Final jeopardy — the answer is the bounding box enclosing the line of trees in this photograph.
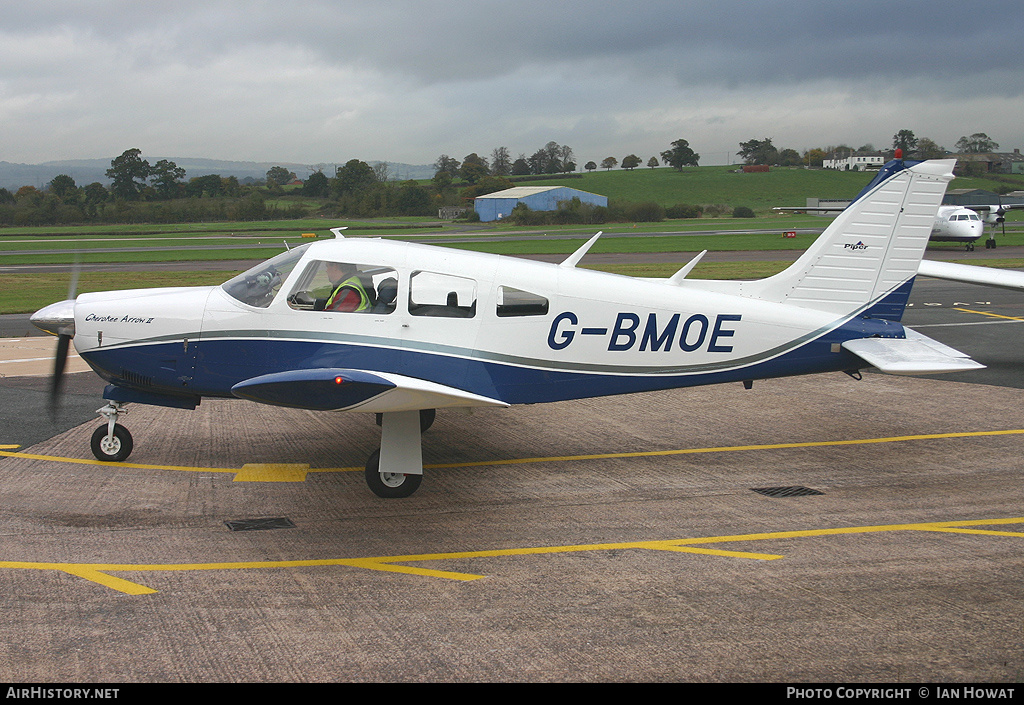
[432,141,577,184]
[737,130,1003,169]
[0,148,310,226]
[0,149,449,225]
[4,128,1010,227]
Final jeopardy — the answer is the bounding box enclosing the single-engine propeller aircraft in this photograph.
[32,158,984,498]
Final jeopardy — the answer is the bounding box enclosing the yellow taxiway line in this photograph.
[1,517,1021,595]
[3,428,1024,480]
[953,307,1024,321]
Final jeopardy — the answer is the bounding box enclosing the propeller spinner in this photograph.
[30,298,77,417]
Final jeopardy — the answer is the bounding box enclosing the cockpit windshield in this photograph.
[221,244,311,307]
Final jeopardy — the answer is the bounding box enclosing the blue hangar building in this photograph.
[473,186,608,222]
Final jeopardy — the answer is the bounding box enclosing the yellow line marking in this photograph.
[3,428,1024,478]
[0,449,355,477]
[954,307,1024,321]
[2,517,1020,595]
[918,527,1024,538]
[233,464,311,482]
[423,428,1024,469]
[61,568,159,596]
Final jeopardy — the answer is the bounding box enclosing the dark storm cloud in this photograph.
[3,1,1023,164]
[14,1,1024,85]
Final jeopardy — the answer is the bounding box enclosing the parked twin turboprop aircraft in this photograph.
[775,157,1024,251]
[32,158,985,498]
[775,202,996,249]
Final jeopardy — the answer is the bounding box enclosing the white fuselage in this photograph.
[931,205,984,243]
[69,238,893,407]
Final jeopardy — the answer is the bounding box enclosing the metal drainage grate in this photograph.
[751,486,824,498]
[225,517,296,532]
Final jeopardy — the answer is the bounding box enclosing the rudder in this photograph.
[746,159,955,317]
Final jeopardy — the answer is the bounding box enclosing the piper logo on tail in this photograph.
[844,241,868,251]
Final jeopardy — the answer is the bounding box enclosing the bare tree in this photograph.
[490,147,512,176]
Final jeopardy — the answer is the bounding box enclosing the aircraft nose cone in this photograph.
[30,299,76,337]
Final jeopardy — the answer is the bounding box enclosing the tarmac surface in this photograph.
[1,270,1023,683]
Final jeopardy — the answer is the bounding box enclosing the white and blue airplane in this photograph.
[32,158,983,498]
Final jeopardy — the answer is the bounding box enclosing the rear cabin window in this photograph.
[286,260,399,314]
[496,286,549,317]
[409,271,477,318]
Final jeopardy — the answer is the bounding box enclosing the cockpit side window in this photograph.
[221,245,310,308]
[286,260,398,314]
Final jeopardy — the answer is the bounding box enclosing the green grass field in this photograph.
[0,271,239,315]
[8,255,1024,316]
[504,164,1024,211]
[3,164,1023,315]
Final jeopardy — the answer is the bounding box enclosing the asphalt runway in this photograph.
[1,275,1023,682]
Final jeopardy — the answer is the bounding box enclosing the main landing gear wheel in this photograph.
[90,423,133,461]
[364,449,422,498]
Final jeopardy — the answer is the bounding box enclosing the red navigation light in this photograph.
[334,376,345,385]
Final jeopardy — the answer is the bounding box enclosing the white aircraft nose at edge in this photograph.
[31,157,984,498]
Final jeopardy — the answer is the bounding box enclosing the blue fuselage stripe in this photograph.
[81,317,886,406]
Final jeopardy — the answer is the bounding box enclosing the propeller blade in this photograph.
[66,270,79,301]
[49,333,71,418]
[47,258,80,417]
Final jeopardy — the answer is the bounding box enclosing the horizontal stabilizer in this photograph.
[842,329,985,375]
[231,368,508,412]
[918,260,1024,291]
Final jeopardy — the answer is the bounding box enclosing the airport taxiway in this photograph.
[0,276,1022,682]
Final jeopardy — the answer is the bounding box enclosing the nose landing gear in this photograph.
[90,401,133,462]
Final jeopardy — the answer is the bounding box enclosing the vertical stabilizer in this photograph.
[743,159,955,316]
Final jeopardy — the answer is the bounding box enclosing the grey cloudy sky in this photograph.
[3,0,1023,169]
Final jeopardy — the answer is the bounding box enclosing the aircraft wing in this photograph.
[231,368,508,412]
[842,329,984,375]
[965,203,1024,213]
[917,260,1024,291]
[772,206,845,213]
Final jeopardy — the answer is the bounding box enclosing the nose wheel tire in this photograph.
[364,449,422,498]
[90,424,134,462]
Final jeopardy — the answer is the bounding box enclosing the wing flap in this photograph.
[231,368,508,412]
[842,330,985,375]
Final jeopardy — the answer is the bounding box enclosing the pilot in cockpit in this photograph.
[325,261,377,312]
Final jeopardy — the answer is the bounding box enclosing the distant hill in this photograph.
[0,158,435,191]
